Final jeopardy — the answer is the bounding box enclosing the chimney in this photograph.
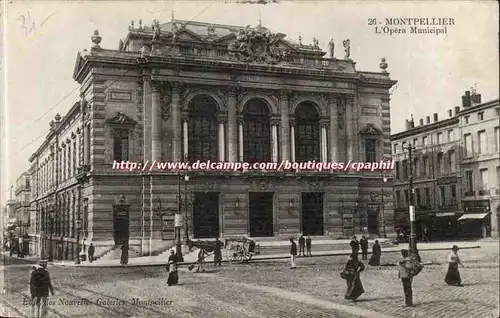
[433,113,438,122]
[454,106,460,116]
[426,116,431,124]
[448,109,453,117]
[405,119,411,130]
[419,118,424,126]
[471,93,481,104]
[462,90,471,108]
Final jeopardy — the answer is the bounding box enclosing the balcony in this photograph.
[464,190,475,197]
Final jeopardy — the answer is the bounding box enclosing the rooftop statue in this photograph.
[152,20,161,42]
[343,39,350,59]
[228,25,291,64]
[328,38,334,58]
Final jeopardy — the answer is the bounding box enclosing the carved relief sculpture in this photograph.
[161,95,171,120]
[228,25,292,64]
[337,98,346,130]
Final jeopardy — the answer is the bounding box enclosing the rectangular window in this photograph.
[73,140,77,175]
[464,133,473,157]
[478,112,484,121]
[113,128,129,162]
[495,127,499,152]
[393,143,398,154]
[496,108,500,117]
[448,150,456,172]
[437,152,443,175]
[395,161,400,179]
[439,186,446,206]
[424,187,430,206]
[479,168,488,190]
[466,170,473,192]
[395,190,401,208]
[404,189,409,206]
[422,156,428,177]
[437,132,443,144]
[68,144,72,178]
[413,157,419,177]
[402,160,408,179]
[447,129,454,142]
[422,136,428,146]
[415,188,421,207]
[450,184,457,204]
[365,139,377,162]
[464,116,470,124]
[85,124,91,165]
[413,138,418,148]
[478,130,486,154]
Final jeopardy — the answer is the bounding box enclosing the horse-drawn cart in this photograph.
[224,237,260,263]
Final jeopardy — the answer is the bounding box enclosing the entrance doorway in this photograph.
[301,192,324,236]
[367,205,379,234]
[249,192,274,237]
[193,192,219,239]
[113,205,130,246]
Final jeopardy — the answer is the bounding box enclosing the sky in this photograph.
[1,0,499,203]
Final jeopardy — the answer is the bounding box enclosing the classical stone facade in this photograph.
[66,19,396,255]
[391,90,500,239]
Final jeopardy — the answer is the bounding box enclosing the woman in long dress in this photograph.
[368,240,382,266]
[445,245,464,286]
[120,243,129,265]
[343,253,365,301]
[167,250,179,286]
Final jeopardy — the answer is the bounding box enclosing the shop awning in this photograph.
[458,213,489,221]
[435,212,456,217]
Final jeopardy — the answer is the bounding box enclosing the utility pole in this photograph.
[175,173,184,262]
[381,171,388,238]
[403,142,420,261]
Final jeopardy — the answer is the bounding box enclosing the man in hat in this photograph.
[30,260,55,317]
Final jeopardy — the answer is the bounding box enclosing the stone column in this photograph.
[320,118,329,162]
[171,83,182,162]
[352,93,360,161]
[271,117,279,163]
[227,88,238,162]
[329,94,339,162]
[290,119,296,162]
[151,83,163,161]
[142,75,152,162]
[218,116,226,162]
[238,117,244,162]
[346,95,355,162]
[182,114,188,161]
[279,90,290,161]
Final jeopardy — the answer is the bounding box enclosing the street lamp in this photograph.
[403,142,420,261]
[370,173,391,238]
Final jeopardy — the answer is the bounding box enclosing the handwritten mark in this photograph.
[40,12,55,28]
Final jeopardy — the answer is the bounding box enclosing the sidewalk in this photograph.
[4,241,482,268]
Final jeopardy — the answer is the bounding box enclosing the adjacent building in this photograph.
[391,90,500,239]
[29,18,396,258]
[14,172,31,236]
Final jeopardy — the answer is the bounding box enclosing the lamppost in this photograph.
[403,142,420,261]
[370,172,391,238]
[176,172,190,262]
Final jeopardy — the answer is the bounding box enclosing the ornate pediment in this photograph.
[359,123,382,135]
[105,112,137,126]
[227,25,293,64]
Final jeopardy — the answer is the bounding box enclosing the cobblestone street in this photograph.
[1,243,498,317]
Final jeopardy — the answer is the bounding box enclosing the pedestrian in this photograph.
[423,228,429,243]
[349,236,360,257]
[167,250,179,286]
[298,235,305,257]
[30,260,55,318]
[120,243,129,265]
[341,253,365,301]
[306,236,312,256]
[196,248,209,272]
[213,238,223,267]
[445,245,464,286]
[289,238,297,268]
[368,240,381,266]
[88,243,95,263]
[398,249,423,307]
[359,236,368,261]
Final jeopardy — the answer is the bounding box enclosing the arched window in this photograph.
[188,96,218,162]
[294,102,320,162]
[243,99,271,163]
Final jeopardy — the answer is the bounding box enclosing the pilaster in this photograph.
[142,74,152,162]
[227,87,238,162]
[279,89,291,161]
[151,82,163,161]
[171,83,182,162]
